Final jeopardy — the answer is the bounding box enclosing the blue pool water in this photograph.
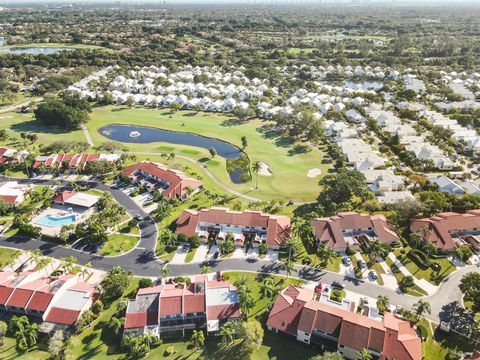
[35,214,76,227]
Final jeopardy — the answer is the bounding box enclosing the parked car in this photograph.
[332,281,345,289]
[182,244,189,251]
[342,256,352,265]
[369,270,378,280]
[358,259,366,268]
[213,251,220,259]
[135,214,144,221]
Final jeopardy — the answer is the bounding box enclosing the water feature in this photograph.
[99,124,247,183]
[0,47,75,55]
[35,214,76,227]
[99,124,241,159]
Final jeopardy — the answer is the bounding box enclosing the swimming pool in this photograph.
[35,214,76,227]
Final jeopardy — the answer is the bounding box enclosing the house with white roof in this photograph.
[429,176,464,196]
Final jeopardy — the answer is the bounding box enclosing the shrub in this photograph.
[416,324,428,340]
[138,278,153,289]
[173,276,186,283]
[345,245,356,256]
[188,235,200,248]
[91,300,104,316]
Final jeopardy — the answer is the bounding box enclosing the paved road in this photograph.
[2,176,479,324]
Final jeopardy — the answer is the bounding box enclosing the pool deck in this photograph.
[31,204,94,236]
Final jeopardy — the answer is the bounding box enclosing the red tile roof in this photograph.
[6,288,34,308]
[176,207,291,247]
[311,212,399,250]
[26,292,54,312]
[184,294,205,314]
[268,285,421,360]
[207,303,241,321]
[0,195,18,203]
[45,307,81,326]
[121,161,203,199]
[160,296,182,316]
[411,210,480,250]
[53,191,77,204]
[0,286,14,305]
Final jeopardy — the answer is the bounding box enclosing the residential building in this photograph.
[33,153,121,173]
[53,191,100,209]
[121,161,203,199]
[0,181,30,205]
[411,210,480,251]
[267,285,421,360]
[175,207,291,249]
[124,276,241,339]
[428,176,464,196]
[0,270,96,332]
[310,212,400,252]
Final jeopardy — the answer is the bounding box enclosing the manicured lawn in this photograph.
[118,221,140,236]
[0,337,50,360]
[86,106,331,201]
[0,111,84,145]
[395,249,456,286]
[99,233,139,256]
[85,189,104,197]
[385,257,428,297]
[420,319,476,360]
[300,254,341,273]
[184,247,196,263]
[361,253,385,285]
[0,247,21,268]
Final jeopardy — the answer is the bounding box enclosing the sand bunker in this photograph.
[258,162,272,176]
[307,168,322,178]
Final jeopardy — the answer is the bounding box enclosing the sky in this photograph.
[0,0,479,4]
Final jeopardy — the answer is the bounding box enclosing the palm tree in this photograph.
[251,161,261,190]
[260,278,275,298]
[413,300,431,321]
[357,348,373,360]
[160,267,171,283]
[219,323,233,346]
[376,295,390,315]
[108,316,124,335]
[316,246,336,267]
[234,276,248,289]
[201,265,210,275]
[282,259,297,279]
[190,329,205,349]
[27,249,42,267]
[79,267,92,281]
[237,286,255,318]
[60,256,77,274]
[366,240,387,263]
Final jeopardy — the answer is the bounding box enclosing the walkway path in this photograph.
[388,253,438,295]
[81,124,94,147]
[378,258,400,291]
[0,97,43,114]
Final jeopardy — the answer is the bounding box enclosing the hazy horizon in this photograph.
[0,0,479,5]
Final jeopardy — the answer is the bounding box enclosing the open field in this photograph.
[99,233,139,256]
[87,106,330,202]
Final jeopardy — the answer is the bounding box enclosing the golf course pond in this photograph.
[99,124,248,183]
[0,47,75,54]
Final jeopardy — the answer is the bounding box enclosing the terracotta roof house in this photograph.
[411,210,480,251]
[176,207,291,249]
[310,212,400,252]
[124,276,240,339]
[0,269,94,330]
[267,285,421,360]
[121,161,203,199]
[0,181,30,205]
[0,147,19,166]
[33,153,120,173]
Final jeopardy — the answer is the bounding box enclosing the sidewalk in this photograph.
[387,253,437,295]
[377,259,400,291]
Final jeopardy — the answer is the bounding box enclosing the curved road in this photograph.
[1,177,479,324]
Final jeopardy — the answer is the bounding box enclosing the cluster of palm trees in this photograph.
[219,321,239,347]
[235,276,255,318]
[8,315,38,351]
[190,329,205,349]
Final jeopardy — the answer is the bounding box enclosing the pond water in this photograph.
[0,47,75,55]
[99,124,247,183]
